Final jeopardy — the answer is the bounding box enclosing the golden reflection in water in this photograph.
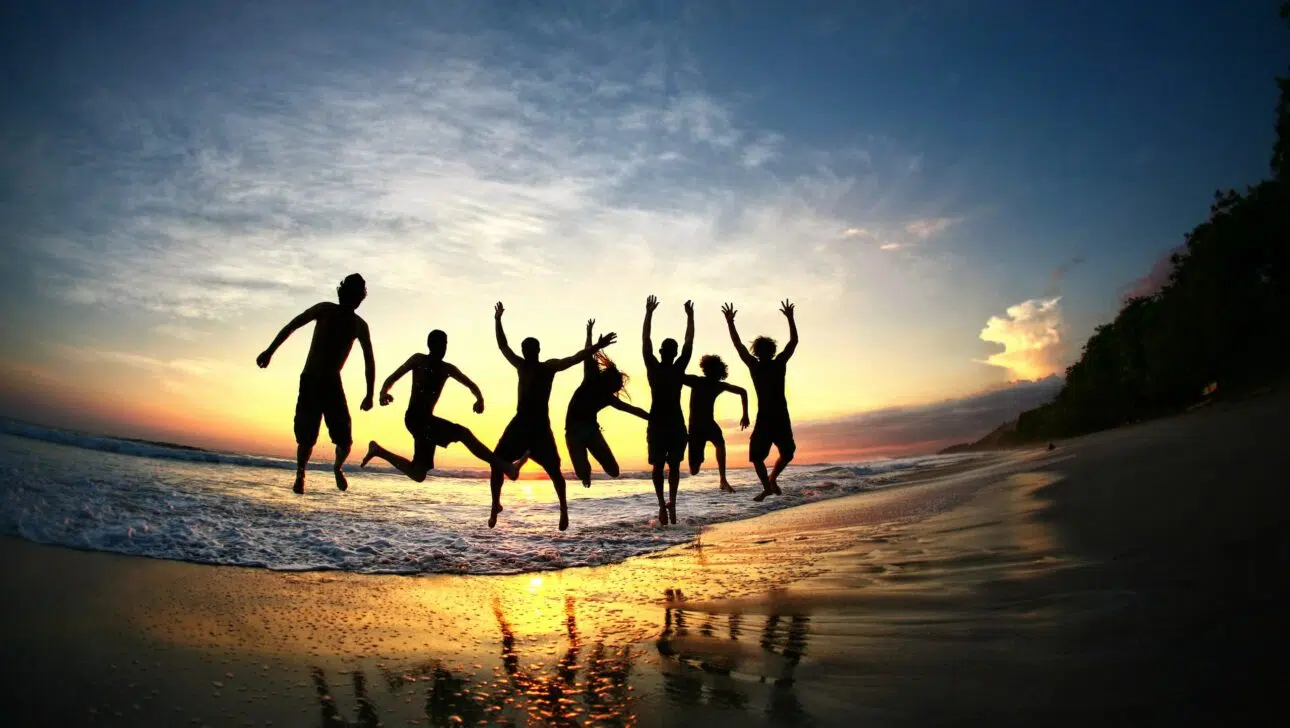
[300,591,815,727]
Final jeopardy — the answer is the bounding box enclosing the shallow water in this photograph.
[0,428,982,574]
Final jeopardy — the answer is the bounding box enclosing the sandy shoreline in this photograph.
[2,388,1288,726]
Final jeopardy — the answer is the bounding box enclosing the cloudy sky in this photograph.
[0,0,1285,465]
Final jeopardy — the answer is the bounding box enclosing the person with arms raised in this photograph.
[256,273,375,494]
[361,329,520,482]
[683,354,750,492]
[565,318,649,488]
[722,299,798,501]
[642,295,695,525]
[490,302,617,531]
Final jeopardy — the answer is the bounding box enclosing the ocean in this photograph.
[0,418,982,575]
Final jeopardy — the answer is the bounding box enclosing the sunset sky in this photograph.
[1,1,1285,467]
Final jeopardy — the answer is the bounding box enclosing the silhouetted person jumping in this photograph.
[360,329,520,482]
[683,355,750,492]
[642,295,694,525]
[490,302,617,531]
[256,273,375,494]
[722,300,798,502]
[566,318,649,488]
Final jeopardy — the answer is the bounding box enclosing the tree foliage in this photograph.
[1013,6,1290,441]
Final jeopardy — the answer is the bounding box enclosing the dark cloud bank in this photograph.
[797,376,1064,460]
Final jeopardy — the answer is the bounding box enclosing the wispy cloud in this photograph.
[10,18,961,329]
[904,216,957,239]
[1120,246,1184,304]
[59,346,222,378]
[977,297,1067,380]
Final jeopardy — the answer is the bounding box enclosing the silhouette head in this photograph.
[337,273,367,310]
[659,338,678,364]
[426,329,447,361]
[595,352,630,397]
[699,354,728,380]
[751,336,778,361]
[521,337,541,361]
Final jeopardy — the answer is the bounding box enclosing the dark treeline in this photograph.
[1011,3,1290,443]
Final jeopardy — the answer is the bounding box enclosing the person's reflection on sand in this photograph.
[766,616,810,721]
[493,595,625,727]
[655,591,813,721]
[424,664,490,727]
[311,667,381,728]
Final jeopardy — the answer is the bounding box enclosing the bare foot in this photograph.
[753,489,771,502]
[488,503,502,528]
[292,471,305,494]
[719,481,735,493]
[770,478,782,496]
[658,505,669,526]
[334,468,348,492]
[559,509,569,531]
[360,441,379,468]
[582,478,592,489]
[667,501,677,525]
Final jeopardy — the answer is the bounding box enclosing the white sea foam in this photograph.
[0,426,982,575]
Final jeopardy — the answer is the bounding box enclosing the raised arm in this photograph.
[778,299,799,362]
[642,295,659,367]
[256,303,323,368]
[551,332,618,372]
[357,318,375,410]
[723,382,751,430]
[677,300,695,370]
[608,397,649,420]
[446,364,487,414]
[582,319,597,381]
[378,355,419,406]
[494,302,523,368]
[721,302,754,367]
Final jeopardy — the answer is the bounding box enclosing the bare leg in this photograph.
[542,462,570,531]
[715,439,734,492]
[769,451,793,495]
[667,460,681,524]
[488,467,505,528]
[333,443,351,491]
[752,459,773,501]
[361,441,429,482]
[568,434,593,488]
[652,463,668,526]
[460,431,520,481]
[294,444,311,493]
[586,436,620,479]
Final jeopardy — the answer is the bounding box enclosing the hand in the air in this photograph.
[721,302,737,321]
[683,300,694,316]
[596,332,618,349]
[780,299,795,319]
[586,318,595,335]
[645,295,659,313]
[494,302,505,319]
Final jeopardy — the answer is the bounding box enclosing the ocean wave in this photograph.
[0,418,491,478]
[0,432,897,575]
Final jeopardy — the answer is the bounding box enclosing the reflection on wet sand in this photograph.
[308,595,638,727]
[656,587,812,722]
[303,592,819,727]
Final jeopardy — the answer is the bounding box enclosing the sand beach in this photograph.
[2,386,1287,727]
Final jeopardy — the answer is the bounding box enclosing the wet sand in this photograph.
[2,387,1287,726]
